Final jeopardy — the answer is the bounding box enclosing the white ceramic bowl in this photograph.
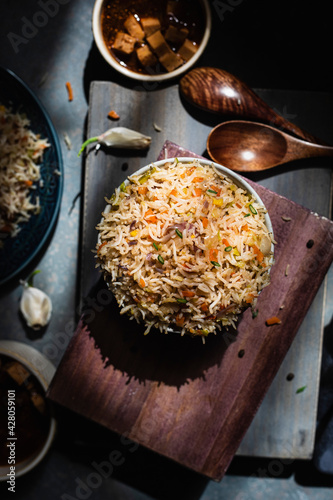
[92,0,212,82]
[99,157,274,333]
[0,340,56,481]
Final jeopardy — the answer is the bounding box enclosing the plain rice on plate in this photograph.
[0,104,50,244]
[96,158,274,341]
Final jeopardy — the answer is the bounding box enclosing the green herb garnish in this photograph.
[175,228,183,238]
[225,246,232,252]
[244,213,251,218]
[139,166,156,184]
[153,242,159,251]
[27,269,41,287]
[120,182,126,192]
[207,189,218,195]
[249,204,257,215]
[211,261,221,267]
[177,298,187,304]
[157,255,164,265]
[252,309,259,319]
[296,385,307,394]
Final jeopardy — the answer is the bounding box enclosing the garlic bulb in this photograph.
[78,127,151,156]
[20,273,52,330]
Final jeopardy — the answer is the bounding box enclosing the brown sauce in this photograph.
[0,355,51,466]
[101,0,206,75]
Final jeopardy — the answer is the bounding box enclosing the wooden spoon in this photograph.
[180,67,324,145]
[206,120,333,172]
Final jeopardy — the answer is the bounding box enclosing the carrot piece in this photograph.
[139,278,146,288]
[194,188,202,197]
[253,245,264,263]
[138,186,148,195]
[242,224,249,231]
[108,110,120,120]
[97,241,107,253]
[201,217,208,228]
[209,248,218,262]
[192,176,204,183]
[186,166,196,176]
[182,290,195,298]
[210,185,221,195]
[144,209,157,223]
[266,316,282,326]
[246,294,255,304]
[65,81,73,101]
[176,314,185,326]
[222,238,230,246]
[200,303,209,312]
[170,188,178,196]
[24,180,33,187]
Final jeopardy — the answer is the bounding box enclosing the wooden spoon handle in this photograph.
[180,67,325,145]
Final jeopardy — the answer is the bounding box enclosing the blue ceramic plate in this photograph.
[0,67,63,286]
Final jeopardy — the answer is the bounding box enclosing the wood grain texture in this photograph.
[48,82,333,479]
[179,67,326,144]
[206,120,333,172]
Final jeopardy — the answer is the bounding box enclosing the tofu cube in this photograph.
[136,45,157,67]
[124,13,145,41]
[178,39,198,61]
[147,30,170,58]
[165,25,189,44]
[159,50,183,72]
[141,17,161,37]
[30,392,46,415]
[5,361,30,385]
[112,31,136,55]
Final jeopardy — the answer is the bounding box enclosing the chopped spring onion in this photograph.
[175,228,183,238]
[211,261,221,267]
[244,213,251,218]
[139,166,156,184]
[207,189,218,195]
[157,255,164,264]
[177,298,187,304]
[120,182,126,192]
[249,204,257,214]
[153,242,159,251]
[225,246,232,252]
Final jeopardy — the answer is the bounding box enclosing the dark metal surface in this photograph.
[0,0,332,498]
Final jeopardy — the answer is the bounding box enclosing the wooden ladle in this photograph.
[207,120,333,172]
[180,67,324,145]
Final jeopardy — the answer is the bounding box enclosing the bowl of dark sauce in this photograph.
[0,341,56,480]
[92,0,211,81]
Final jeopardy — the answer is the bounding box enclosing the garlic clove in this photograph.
[20,284,52,330]
[77,127,151,156]
[98,127,151,150]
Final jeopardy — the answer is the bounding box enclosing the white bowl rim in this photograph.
[101,157,274,255]
[0,340,57,481]
[92,0,212,82]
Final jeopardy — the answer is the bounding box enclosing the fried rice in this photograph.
[0,104,50,242]
[96,158,274,340]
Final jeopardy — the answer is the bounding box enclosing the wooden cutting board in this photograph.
[48,82,333,481]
